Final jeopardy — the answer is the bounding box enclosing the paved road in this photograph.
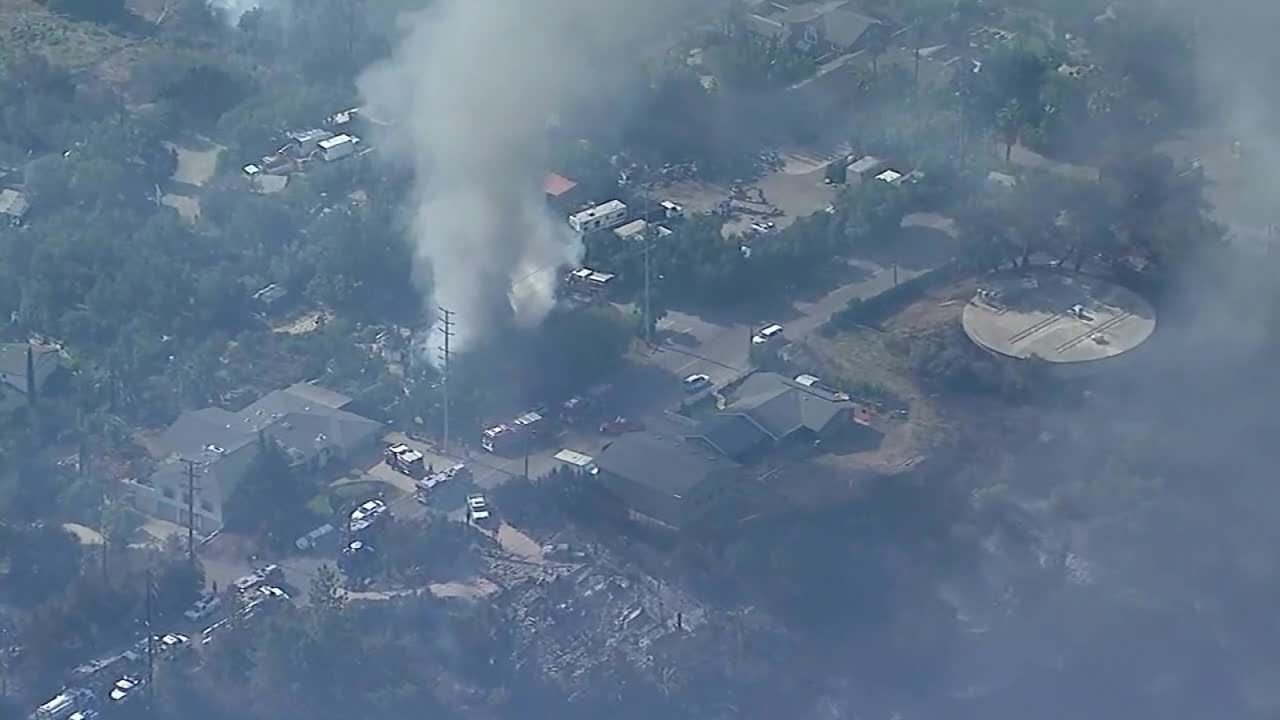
[646,255,929,389]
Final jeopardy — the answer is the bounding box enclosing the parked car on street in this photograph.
[683,374,711,393]
[466,494,491,523]
[157,633,190,659]
[109,676,144,703]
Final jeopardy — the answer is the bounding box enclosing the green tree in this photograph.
[224,433,311,550]
[0,523,83,608]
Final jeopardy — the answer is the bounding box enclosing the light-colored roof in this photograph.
[847,156,884,174]
[569,200,627,224]
[317,134,357,149]
[962,270,1157,364]
[554,449,595,467]
[0,188,29,218]
[288,128,333,142]
[773,0,849,24]
[613,219,648,238]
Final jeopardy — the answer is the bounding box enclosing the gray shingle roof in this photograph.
[595,433,739,496]
[724,372,852,440]
[821,7,881,49]
[153,384,378,465]
[690,414,772,458]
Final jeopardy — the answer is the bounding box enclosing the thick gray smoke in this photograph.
[359,0,674,354]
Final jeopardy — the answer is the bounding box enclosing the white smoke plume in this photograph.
[358,0,677,355]
[208,0,262,24]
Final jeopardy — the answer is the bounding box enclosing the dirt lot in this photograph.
[168,138,224,187]
[801,280,984,479]
[654,165,837,238]
[273,309,333,336]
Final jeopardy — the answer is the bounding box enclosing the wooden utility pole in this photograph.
[438,307,455,456]
[644,195,653,345]
[144,567,155,705]
[182,458,199,561]
[524,429,532,481]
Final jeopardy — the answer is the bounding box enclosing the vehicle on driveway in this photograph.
[157,633,190,659]
[349,498,388,533]
[683,374,711,393]
[466,494,491,524]
[233,563,285,595]
[385,443,426,478]
[751,323,784,345]
[109,676,144,703]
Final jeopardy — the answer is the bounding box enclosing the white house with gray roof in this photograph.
[129,382,381,533]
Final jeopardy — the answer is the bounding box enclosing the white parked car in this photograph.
[466,494,491,523]
[683,374,711,393]
[350,499,387,523]
[751,324,784,345]
[258,585,290,602]
[109,676,143,703]
[349,498,388,532]
[158,633,190,656]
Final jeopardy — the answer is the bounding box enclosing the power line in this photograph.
[437,307,455,456]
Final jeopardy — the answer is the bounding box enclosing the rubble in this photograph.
[483,543,707,692]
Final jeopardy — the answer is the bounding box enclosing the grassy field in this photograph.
[0,0,134,70]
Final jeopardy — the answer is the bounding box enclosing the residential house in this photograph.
[688,372,867,460]
[746,0,887,55]
[593,432,743,529]
[0,342,59,400]
[128,383,381,533]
